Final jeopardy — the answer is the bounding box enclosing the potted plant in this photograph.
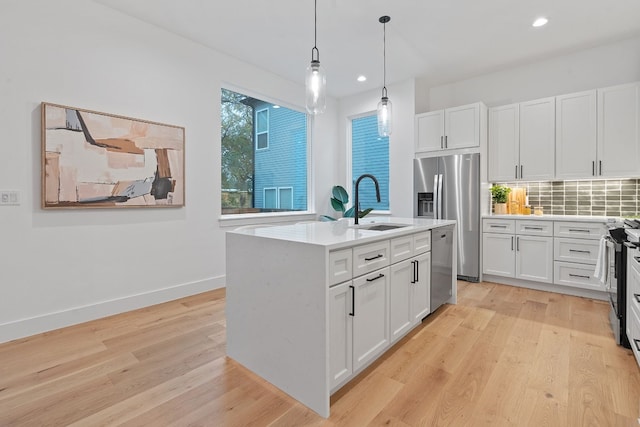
[490,184,511,214]
[320,185,373,221]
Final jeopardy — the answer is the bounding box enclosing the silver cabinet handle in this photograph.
[569,273,591,279]
[440,136,444,149]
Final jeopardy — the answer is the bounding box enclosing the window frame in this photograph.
[219,84,315,226]
[255,108,269,151]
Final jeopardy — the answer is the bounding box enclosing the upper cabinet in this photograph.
[415,102,485,153]
[597,82,640,178]
[555,90,597,180]
[488,97,555,182]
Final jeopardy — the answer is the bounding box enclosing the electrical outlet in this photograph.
[0,191,20,206]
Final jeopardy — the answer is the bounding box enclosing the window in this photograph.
[221,88,308,215]
[256,108,269,150]
[351,114,389,210]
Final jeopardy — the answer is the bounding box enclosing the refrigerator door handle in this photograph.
[437,174,443,220]
[433,174,439,219]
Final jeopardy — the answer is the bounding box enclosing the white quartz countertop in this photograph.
[228,217,456,250]
[483,214,620,224]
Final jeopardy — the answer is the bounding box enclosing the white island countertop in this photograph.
[483,214,620,224]
[229,216,457,250]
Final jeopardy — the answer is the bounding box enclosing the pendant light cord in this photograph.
[380,16,390,98]
[311,0,319,62]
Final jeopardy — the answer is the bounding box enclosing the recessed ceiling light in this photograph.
[272,105,280,109]
[532,17,548,27]
[357,75,367,82]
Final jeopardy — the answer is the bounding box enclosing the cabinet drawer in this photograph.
[554,238,599,264]
[516,220,553,237]
[329,248,353,286]
[553,261,604,291]
[353,240,391,277]
[414,231,431,255]
[553,221,607,240]
[483,219,515,234]
[390,235,413,264]
[628,256,640,312]
[628,303,640,367]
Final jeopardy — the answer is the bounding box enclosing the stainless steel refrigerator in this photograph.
[414,153,480,282]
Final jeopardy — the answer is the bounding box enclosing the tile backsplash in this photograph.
[497,179,640,217]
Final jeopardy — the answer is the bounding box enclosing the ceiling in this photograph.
[95,0,640,98]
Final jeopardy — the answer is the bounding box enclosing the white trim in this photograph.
[0,276,225,344]
[218,211,318,228]
[278,186,294,210]
[263,186,278,209]
[255,107,269,150]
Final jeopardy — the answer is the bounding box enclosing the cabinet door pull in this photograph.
[516,236,519,251]
[569,249,591,254]
[366,273,385,282]
[520,165,523,178]
[491,224,508,228]
[440,136,444,149]
[415,260,419,282]
[410,261,417,284]
[511,236,514,251]
[592,161,595,176]
[599,160,602,175]
[524,226,543,231]
[568,229,589,233]
[365,254,383,261]
[445,135,448,148]
[569,273,591,279]
[634,294,640,303]
[515,165,518,179]
[349,285,355,316]
[634,339,640,352]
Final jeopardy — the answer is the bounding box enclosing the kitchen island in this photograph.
[225,217,457,417]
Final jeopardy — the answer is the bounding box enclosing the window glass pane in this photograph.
[279,187,293,210]
[257,109,268,133]
[264,188,277,209]
[257,133,268,150]
[221,88,308,215]
[352,115,389,210]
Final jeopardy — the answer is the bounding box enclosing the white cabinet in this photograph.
[352,267,390,371]
[626,248,640,368]
[482,218,553,284]
[555,90,597,179]
[488,97,555,181]
[389,251,431,342]
[519,97,556,181]
[488,104,519,182]
[415,103,484,153]
[329,281,353,389]
[597,82,640,178]
[552,220,607,292]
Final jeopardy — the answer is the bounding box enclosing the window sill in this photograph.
[218,211,319,229]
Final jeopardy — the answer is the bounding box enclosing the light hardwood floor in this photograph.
[1,281,639,426]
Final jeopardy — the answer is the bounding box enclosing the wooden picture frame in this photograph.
[41,102,185,209]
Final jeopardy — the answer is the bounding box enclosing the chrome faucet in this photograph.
[354,174,381,225]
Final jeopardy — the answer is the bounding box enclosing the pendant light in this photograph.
[377,15,392,137]
[305,0,326,114]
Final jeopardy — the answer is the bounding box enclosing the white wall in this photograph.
[0,0,338,343]
[337,79,416,219]
[416,35,640,112]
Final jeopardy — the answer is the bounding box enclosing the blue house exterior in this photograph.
[352,115,389,210]
[251,101,308,211]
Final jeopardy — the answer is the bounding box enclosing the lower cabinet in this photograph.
[389,252,431,342]
[482,219,553,284]
[627,249,640,368]
[329,231,435,391]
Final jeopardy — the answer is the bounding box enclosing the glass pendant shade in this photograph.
[377,96,392,137]
[305,59,326,114]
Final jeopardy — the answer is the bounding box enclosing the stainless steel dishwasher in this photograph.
[431,225,454,312]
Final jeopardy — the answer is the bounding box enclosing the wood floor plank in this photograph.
[0,281,638,426]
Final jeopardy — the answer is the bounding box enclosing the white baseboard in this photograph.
[0,276,225,344]
[482,274,609,301]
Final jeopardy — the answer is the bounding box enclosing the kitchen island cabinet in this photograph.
[226,217,456,417]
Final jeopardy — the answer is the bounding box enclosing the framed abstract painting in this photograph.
[41,103,185,209]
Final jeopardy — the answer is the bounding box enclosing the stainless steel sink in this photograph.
[355,224,408,231]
